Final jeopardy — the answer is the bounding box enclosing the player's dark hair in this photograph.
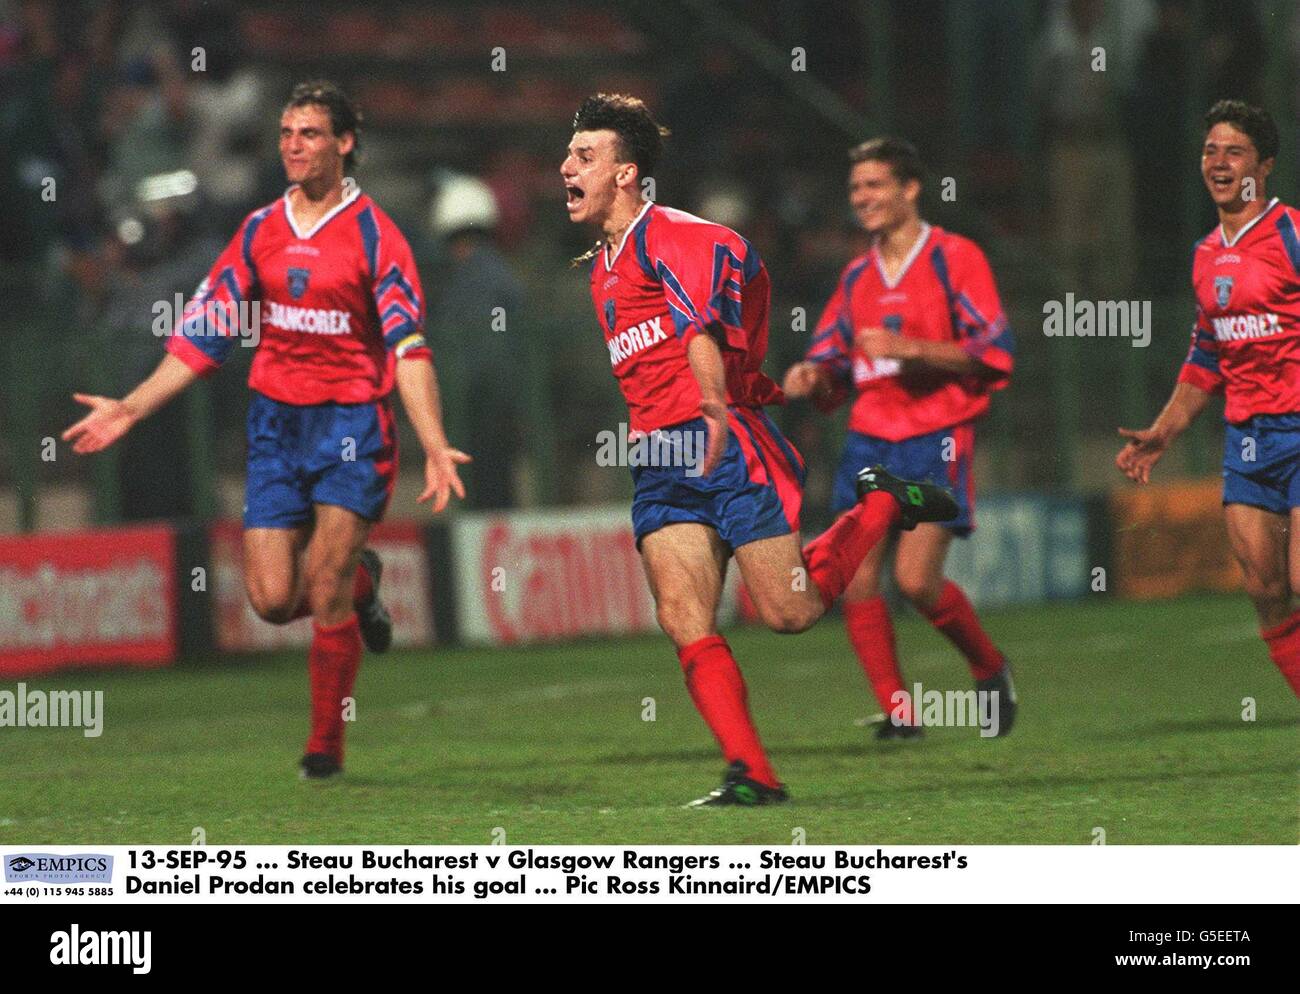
[286,79,362,171]
[848,136,926,187]
[1203,100,1279,162]
[572,93,670,179]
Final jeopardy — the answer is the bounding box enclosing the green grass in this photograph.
[1,592,1296,845]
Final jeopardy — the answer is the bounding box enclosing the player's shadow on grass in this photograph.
[1091,714,1298,741]
[596,742,900,767]
[368,743,882,778]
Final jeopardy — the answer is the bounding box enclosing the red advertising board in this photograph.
[451,505,737,645]
[209,520,434,651]
[0,526,177,675]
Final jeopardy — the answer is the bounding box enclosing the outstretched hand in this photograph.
[61,393,137,454]
[417,445,472,513]
[1115,425,1170,484]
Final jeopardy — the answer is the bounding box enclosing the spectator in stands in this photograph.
[1132,0,1192,292]
[1034,0,1150,298]
[99,178,220,520]
[427,173,525,509]
[98,51,192,209]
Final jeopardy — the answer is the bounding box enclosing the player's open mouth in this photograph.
[1210,174,1234,191]
[566,184,585,209]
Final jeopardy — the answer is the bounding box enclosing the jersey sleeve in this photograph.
[1176,304,1224,394]
[947,241,1014,386]
[803,264,856,412]
[367,210,431,363]
[165,208,266,376]
[643,217,760,353]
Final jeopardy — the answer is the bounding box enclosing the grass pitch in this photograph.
[2,592,1296,845]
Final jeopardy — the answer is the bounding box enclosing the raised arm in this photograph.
[1116,381,1213,484]
[1117,305,1221,484]
[65,210,263,455]
[369,209,469,511]
[395,358,470,513]
[62,353,199,454]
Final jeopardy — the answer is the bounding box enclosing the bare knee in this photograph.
[306,569,352,621]
[1243,570,1290,623]
[246,581,298,625]
[243,526,308,625]
[1242,567,1287,605]
[654,597,717,648]
[843,569,881,603]
[896,570,944,611]
[756,598,820,635]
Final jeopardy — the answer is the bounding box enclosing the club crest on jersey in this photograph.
[287,267,311,300]
[605,299,616,332]
[1215,276,1233,308]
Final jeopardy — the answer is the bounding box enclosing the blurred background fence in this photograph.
[2,0,1297,536]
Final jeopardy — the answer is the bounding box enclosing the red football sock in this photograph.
[844,597,911,723]
[306,614,363,762]
[677,635,780,788]
[803,492,900,610]
[919,580,1004,681]
[1260,612,1300,697]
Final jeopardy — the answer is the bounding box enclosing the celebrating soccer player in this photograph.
[1117,100,1300,698]
[63,81,470,777]
[782,138,1017,738]
[562,94,960,806]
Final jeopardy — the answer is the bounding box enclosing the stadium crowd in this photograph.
[0,0,1283,524]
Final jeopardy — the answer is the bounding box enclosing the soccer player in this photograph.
[561,94,960,806]
[1117,100,1300,699]
[62,81,470,776]
[783,137,1017,739]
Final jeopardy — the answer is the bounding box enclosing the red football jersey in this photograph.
[166,181,431,405]
[1178,198,1300,423]
[805,224,1013,441]
[588,202,782,433]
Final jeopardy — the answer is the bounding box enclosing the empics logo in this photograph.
[5,852,113,883]
[50,925,151,975]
